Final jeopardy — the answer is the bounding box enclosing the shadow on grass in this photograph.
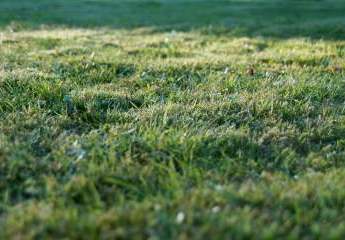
[0,0,345,40]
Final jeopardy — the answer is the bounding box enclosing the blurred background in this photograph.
[1,0,345,40]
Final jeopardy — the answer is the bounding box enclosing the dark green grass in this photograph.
[1,0,345,239]
[1,0,345,39]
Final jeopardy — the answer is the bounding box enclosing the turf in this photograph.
[1,0,345,239]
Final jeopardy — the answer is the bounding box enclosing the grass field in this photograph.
[1,0,345,239]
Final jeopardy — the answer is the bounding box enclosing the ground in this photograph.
[1,0,345,239]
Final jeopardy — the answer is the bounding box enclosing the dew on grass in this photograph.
[176,212,185,224]
[211,206,221,213]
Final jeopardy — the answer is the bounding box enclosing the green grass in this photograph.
[1,0,345,239]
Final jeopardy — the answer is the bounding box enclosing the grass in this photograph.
[1,0,345,239]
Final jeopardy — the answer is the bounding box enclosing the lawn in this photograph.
[1,0,345,239]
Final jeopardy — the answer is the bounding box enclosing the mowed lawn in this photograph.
[1,0,345,239]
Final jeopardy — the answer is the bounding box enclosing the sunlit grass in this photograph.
[1,0,345,239]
